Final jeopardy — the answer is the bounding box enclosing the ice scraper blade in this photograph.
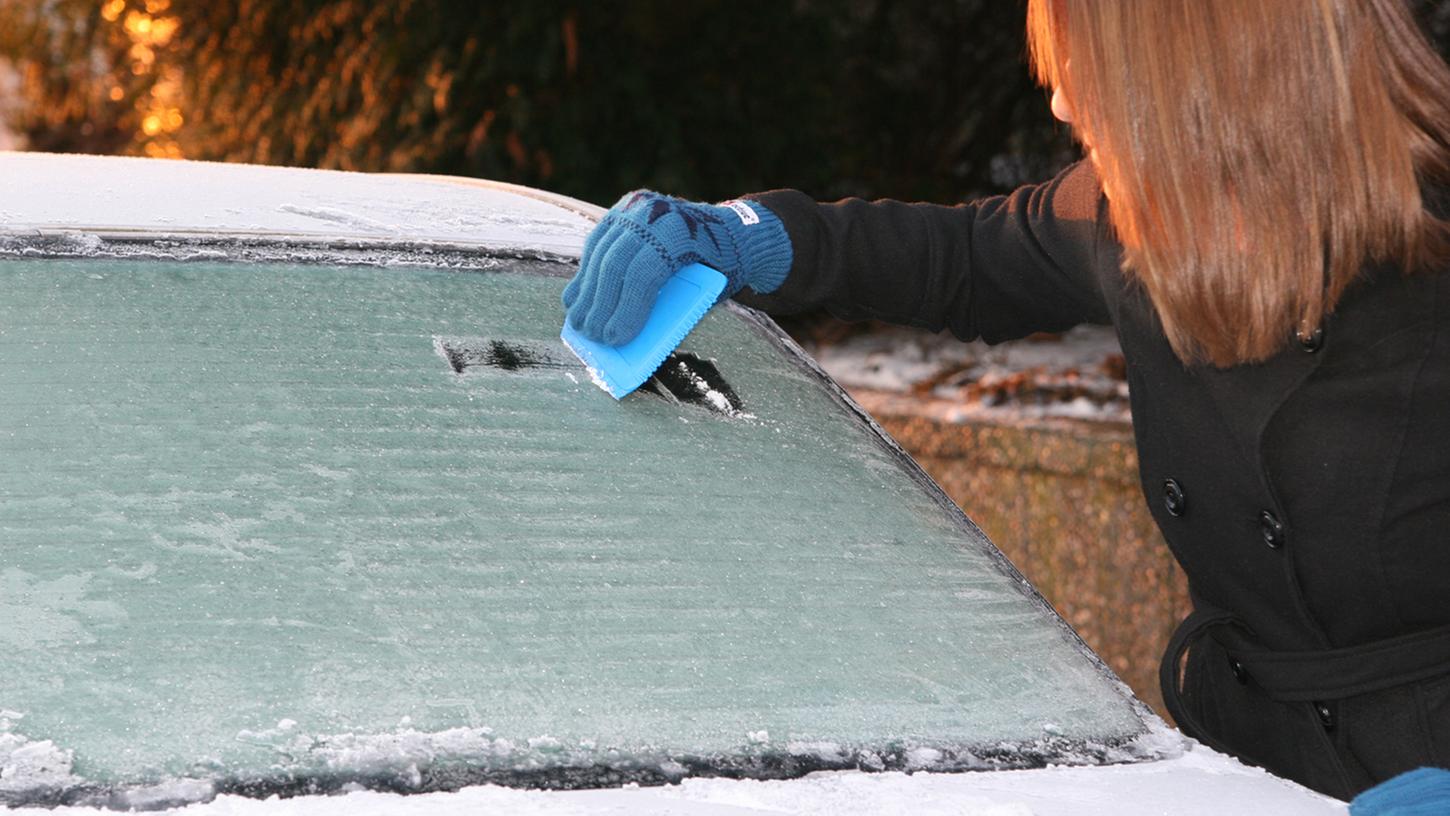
[561,262,728,399]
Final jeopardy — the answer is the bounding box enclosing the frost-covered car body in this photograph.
[0,153,1343,814]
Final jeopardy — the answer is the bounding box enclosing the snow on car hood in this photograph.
[0,152,600,256]
[11,743,1346,815]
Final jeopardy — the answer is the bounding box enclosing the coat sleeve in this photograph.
[735,160,1113,344]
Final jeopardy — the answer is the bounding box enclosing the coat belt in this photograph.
[1211,620,1450,701]
[1161,607,1450,739]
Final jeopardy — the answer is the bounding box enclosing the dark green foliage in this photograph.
[0,0,143,156]
[162,0,1082,203]
[3,2,1448,206]
[0,1,1076,204]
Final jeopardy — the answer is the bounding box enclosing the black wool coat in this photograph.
[739,161,1450,800]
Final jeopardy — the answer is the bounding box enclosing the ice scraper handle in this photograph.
[562,190,793,346]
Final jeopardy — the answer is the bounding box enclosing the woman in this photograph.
[562,0,1450,801]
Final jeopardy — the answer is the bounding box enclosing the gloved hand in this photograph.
[1351,767,1450,815]
[562,190,793,346]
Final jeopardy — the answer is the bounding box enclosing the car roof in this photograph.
[0,151,601,255]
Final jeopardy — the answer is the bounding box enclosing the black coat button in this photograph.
[1229,657,1249,684]
[1260,510,1285,549]
[1163,479,1187,517]
[1297,327,1324,353]
[1314,701,1335,730]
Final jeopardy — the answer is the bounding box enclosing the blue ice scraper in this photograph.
[561,263,727,399]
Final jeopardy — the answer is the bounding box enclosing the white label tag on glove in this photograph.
[721,200,760,226]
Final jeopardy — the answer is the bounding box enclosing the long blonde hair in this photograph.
[1028,0,1450,366]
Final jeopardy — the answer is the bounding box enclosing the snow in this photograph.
[580,359,614,394]
[0,711,82,801]
[1,702,1342,814]
[0,230,572,270]
[8,744,1344,815]
[0,735,78,795]
[802,324,1130,425]
[0,152,602,258]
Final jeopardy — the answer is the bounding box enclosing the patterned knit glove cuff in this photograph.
[719,199,792,296]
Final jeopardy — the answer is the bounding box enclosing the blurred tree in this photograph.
[156,0,1077,203]
[1418,0,1450,43]
[0,0,157,155]
[2,1,1447,205]
[0,0,1073,204]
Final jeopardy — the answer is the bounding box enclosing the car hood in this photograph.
[14,743,1345,815]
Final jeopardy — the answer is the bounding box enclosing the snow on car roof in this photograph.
[0,152,600,256]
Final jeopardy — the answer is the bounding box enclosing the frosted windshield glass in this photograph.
[0,257,1150,805]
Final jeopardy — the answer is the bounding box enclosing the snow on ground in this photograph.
[801,324,1131,425]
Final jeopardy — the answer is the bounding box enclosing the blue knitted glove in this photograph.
[1351,768,1450,816]
[562,190,793,346]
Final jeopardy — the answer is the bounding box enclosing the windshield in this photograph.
[0,254,1159,809]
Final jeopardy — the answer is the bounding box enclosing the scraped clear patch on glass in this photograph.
[0,257,1159,809]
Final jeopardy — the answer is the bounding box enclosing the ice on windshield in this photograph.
[0,257,1161,808]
